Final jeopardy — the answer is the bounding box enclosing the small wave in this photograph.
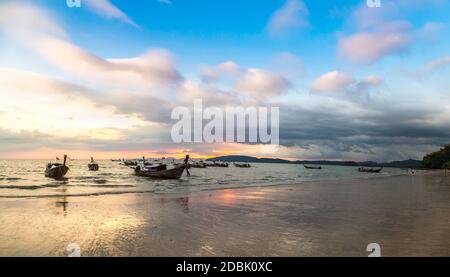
[84,184,134,188]
[0,185,42,190]
[41,184,63,188]
[0,178,23,181]
[73,176,100,180]
[0,189,155,199]
[98,173,115,177]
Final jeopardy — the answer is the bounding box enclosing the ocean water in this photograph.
[0,160,405,198]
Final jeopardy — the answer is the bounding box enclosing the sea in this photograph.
[0,160,406,199]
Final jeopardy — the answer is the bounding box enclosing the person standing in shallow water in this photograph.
[184,155,191,176]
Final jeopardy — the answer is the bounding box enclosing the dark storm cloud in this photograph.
[276,95,450,161]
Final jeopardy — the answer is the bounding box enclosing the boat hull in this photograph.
[135,164,186,179]
[88,163,99,171]
[358,168,383,173]
[304,165,322,170]
[45,165,69,179]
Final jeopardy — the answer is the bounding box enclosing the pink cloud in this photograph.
[268,0,309,35]
[311,71,353,92]
[338,30,411,65]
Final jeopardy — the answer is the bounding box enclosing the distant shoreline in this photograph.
[206,155,423,169]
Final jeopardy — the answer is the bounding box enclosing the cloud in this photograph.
[417,56,450,74]
[0,3,181,92]
[272,52,304,78]
[268,0,309,35]
[354,76,383,92]
[36,37,182,91]
[178,80,239,107]
[84,0,139,28]
[311,71,384,95]
[418,22,444,39]
[0,68,149,138]
[200,62,290,100]
[277,94,450,161]
[339,3,419,65]
[338,25,412,65]
[311,71,354,92]
[200,61,242,83]
[0,3,67,39]
[2,2,450,161]
[236,68,290,98]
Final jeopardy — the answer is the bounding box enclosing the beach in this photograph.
[1,173,450,257]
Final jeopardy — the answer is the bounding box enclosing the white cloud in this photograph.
[268,0,309,35]
[0,3,67,39]
[36,37,181,91]
[200,61,242,83]
[359,75,383,86]
[311,71,384,93]
[178,80,238,106]
[236,68,290,97]
[0,3,180,93]
[199,61,290,100]
[84,0,139,28]
[311,71,354,92]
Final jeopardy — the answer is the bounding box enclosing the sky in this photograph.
[1,0,450,161]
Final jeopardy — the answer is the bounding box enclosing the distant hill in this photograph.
[207,155,291,164]
[207,155,421,168]
[379,159,422,169]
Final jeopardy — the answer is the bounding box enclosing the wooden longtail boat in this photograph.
[88,157,99,171]
[358,167,383,173]
[45,155,69,179]
[134,164,186,179]
[304,165,322,170]
[234,163,251,168]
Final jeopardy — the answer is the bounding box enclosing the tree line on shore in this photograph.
[422,145,450,169]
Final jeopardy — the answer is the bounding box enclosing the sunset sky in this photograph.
[1,0,450,161]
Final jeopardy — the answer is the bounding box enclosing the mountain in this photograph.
[379,159,422,169]
[206,155,421,168]
[207,155,291,164]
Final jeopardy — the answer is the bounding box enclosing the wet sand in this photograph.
[1,174,450,257]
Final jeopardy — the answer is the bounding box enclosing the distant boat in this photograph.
[111,159,121,162]
[206,161,229,167]
[234,163,251,168]
[45,155,69,179]
[88,157,99,171]
[358,167,383,173]
[123,159,137,166]
[134,164,186,179]
[191,160,207,168]
[304,165,322,170]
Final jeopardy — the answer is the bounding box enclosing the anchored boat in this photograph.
[134,164,186,179]
[45,155,69,179]
[234,163,251,168]
[88,157,99,171]
[304,165,322,170]
[123,159,138,166]
[358,167,383,173]
[191,160,207,168]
